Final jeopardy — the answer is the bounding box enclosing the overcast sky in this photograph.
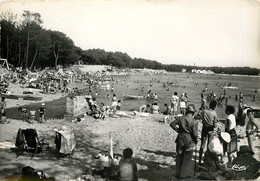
[0,0,260,68]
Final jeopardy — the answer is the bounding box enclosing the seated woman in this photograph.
[92,104,107,119]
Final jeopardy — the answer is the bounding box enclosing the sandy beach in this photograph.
[0,111,258,181]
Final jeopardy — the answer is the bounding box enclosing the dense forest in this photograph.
[1,10,259,75]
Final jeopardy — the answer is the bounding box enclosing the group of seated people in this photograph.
[85,95,122,119]
[139,102,162,114]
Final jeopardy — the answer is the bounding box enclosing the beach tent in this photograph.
[54,128,76,155]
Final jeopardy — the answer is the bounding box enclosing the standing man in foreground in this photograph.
[170,104,198,179]
[198,100,219,164]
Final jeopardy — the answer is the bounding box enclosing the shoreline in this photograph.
[5,81,88,109]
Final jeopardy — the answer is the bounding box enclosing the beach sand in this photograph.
[0,113,258,181]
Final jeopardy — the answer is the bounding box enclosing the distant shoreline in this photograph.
[167,71,260,78]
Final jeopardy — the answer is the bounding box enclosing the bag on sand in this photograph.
[21,166,55,180]
[22,166,36,176]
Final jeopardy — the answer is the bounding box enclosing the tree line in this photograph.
[1,10,259,75]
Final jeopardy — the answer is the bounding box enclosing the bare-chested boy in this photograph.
[246,109,260,153]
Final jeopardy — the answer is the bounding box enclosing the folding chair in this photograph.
[15,128,43,159]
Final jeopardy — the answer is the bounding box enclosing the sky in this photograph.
[0,0,260,68]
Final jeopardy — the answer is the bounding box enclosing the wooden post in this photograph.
[109,132,114,166]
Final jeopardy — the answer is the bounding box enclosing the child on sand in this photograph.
[119,148,138,181]
[39,103,46,123]
[20,107,29,122]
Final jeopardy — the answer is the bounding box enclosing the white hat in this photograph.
[41,103,45,106]
[220,132,231,143]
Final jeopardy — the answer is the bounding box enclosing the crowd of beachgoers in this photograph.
[0,65,259,181]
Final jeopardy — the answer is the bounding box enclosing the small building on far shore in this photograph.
[191,69,215,74]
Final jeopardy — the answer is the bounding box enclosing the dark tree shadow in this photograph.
[0,128,110,180]
[135,157,176,181]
